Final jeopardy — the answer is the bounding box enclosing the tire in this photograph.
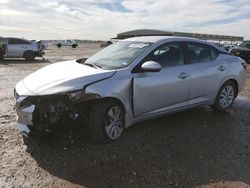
[24,51,35,61]
[89,100,125,140]
[57,43,62,48]
[212,81,237,112]
[72,44,77,48]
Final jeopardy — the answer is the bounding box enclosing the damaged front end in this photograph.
[15,90,100,137]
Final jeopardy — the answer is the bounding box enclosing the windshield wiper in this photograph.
[84,62,102,69]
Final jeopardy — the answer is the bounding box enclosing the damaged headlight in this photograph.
[67,90,101,102]
[68,90,85,101]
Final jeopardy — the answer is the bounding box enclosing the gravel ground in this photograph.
[0,43,250,188]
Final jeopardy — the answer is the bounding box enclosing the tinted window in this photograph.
[8,38,31,45]
[144,43,183,68]
[187,43,217,64]
[239,42,250,49]
[0,38,7,45]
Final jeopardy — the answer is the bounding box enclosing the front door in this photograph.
[133,42,191,117]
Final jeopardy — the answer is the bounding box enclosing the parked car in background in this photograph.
[224,44,235,51]
[230,41,250,64]
[55,40,78,48]
[15,36,247,140]
[100,40,113,47]
[0,37,45,61]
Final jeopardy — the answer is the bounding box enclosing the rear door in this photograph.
[7,38,32,57]
[186,42,227,105]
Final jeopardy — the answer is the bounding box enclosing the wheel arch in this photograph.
[22,50,35,58]
[228,79,239,96]
[99,97,126,112]
[212,77,239,104]
[217,76,239,94]
[97,96,133,128]
[212,78,239,111]
[83,93,133,128]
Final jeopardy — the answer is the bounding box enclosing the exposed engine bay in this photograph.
[15,90,100,135]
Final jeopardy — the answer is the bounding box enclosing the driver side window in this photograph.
[144,43,183,68]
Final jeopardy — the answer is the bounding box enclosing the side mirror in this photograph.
[141,61,161,72]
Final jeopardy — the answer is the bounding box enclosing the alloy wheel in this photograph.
[105,105,124,140]
[219,85,235,108]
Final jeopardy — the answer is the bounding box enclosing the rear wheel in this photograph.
[212,81,236,112]
[89,100,125,140]
[24,51,35,61]
[57,43,62,48]
[72,44,77,48]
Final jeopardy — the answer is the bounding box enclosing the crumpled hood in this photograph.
[16,60,115,95]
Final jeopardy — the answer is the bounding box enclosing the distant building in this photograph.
[114,29,244,42]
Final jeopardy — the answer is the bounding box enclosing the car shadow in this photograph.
[0,58,50,65]
[24,105,250,187]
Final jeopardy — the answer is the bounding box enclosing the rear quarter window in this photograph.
[187,42,219,64]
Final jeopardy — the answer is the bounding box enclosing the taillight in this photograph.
[242,62,248,70]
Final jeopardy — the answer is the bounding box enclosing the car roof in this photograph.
[123,36,224,51]
[1,37,34,44]
[2,37,31,41]
[124,36,202,42]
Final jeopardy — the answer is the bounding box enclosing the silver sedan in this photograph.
[15,36,247,140]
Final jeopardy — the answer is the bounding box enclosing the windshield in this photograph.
[85,41,152,70]
[239,42,250,49]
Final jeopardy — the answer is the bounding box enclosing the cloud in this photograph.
[0,0,249,40]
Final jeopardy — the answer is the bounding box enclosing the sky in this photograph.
[0,0,250,40]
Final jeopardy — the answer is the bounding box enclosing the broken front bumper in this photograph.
[14,89,96,137]
[15,96,35,137]
[37,51,45,57]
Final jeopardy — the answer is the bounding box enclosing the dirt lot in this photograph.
[0,43,250,188]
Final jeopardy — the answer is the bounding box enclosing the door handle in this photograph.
[218,66,225,71]
[177,72,189,79]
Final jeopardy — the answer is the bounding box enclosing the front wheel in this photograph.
[24,51,35,61]
[89,100,125,140]
[212,81,236,112]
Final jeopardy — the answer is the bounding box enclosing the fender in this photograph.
[84,71,134,128]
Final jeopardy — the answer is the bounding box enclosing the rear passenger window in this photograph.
[144,43,183,68]
[187,43,218,64]
[9,38,31,45]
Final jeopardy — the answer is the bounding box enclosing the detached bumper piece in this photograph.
[36,51,45,57]
[17,123,31,137]
[16,97,35,137]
